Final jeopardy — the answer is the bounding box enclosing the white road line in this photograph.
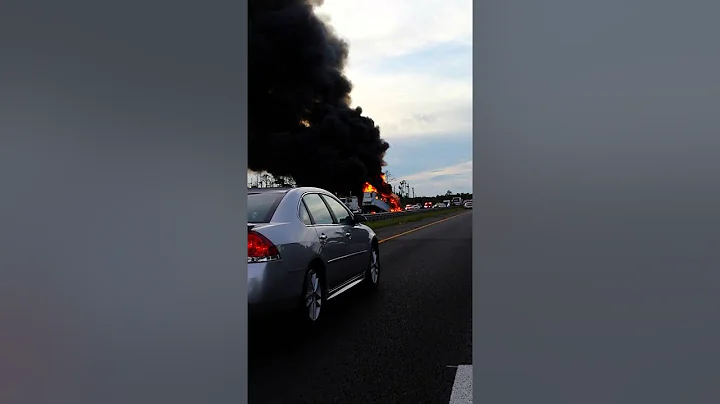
[449,365,472,404]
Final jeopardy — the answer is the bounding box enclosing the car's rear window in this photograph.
[247,192,286,223]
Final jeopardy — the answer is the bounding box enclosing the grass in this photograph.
[366,207,465,230]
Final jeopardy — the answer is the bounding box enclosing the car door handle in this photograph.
[319,234,327,241]
[345,232,352,238]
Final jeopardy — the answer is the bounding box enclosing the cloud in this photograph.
[344,70,472,139]
[398,160,472,196]
[315,0,472,140]
[381,136,471,178]
[316,0,472,63]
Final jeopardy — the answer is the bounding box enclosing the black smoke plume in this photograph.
[248,0,391,199]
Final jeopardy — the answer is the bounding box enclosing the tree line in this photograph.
[247,171,471,203]
[247,172,297,188]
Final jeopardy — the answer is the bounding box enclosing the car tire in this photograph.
[298,265,326,324]
[363,243,380,290]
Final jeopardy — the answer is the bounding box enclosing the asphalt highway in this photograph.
[248,210,473,404]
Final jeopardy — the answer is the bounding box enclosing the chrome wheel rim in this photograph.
[305,270,322,321]
[370,249,379,284]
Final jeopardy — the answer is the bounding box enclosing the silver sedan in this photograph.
[248,187,380,323]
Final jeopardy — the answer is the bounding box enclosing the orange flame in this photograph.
[362,174,402,212]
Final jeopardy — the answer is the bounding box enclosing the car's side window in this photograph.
[321,195,354,226]
[298,200,313,225]
[302,194,335,225]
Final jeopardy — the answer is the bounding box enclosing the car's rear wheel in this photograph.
[300,265,325,323]
[363,243,380,290]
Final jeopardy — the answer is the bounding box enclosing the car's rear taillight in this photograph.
[248,231,280,263]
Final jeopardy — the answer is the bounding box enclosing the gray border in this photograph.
[0,1,248,403]
[474,1,720,403]
[240,2,249,401]
[471,3,482,400]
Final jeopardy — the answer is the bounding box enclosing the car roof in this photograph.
[248,187,292,194]
[247,186,344,199]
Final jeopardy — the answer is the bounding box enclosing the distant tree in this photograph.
[445,190,452,196]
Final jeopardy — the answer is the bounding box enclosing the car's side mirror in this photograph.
[354,214,367,224]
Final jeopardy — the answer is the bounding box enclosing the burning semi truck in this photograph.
[361,182,402,214]
[338,175,402,214]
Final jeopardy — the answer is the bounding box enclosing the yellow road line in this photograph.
[378,211,470,244]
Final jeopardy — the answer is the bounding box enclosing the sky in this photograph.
[249,0,473,197]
